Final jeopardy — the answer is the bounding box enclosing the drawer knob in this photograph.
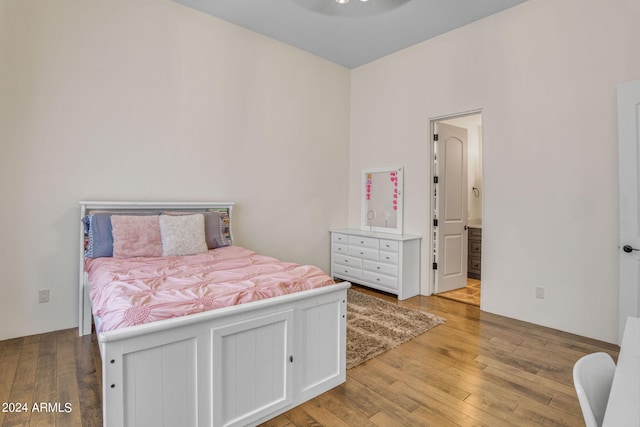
[377,266,381,270]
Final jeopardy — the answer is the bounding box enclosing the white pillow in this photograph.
[159,214,208,256]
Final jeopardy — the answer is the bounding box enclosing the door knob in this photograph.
[623,245,639,253]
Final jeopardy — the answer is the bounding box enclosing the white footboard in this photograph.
[98,282,350,427]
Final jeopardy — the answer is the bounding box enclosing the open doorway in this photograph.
[431,112,483,306]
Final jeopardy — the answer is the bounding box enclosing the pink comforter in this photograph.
[85,246,334,332]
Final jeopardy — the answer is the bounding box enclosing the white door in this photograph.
[618,79,640,341]
[435,122,468,293]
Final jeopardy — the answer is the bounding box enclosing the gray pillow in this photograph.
[82,213,114,258]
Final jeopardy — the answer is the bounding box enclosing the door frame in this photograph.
[429,110,483,300]
[617,79,640,341]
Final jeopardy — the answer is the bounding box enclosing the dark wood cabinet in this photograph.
[468,227,481,279]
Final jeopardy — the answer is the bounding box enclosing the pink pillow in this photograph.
[111,215,162,258]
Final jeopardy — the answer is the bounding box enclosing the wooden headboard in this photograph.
[77,201,235,336]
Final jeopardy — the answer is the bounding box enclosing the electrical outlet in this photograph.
[38,289,49,303]
[535,286,544,299]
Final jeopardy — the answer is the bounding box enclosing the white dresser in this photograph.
[330,228,421,300]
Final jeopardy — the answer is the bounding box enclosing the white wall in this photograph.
[350,0,640,343]
[467,124,482,223]
[0,1,350,340]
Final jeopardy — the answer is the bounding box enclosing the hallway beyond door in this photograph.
[437,278,480,306]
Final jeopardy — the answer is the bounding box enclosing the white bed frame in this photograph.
[78,201,350,427]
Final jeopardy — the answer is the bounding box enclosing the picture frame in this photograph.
[361,166,403,234]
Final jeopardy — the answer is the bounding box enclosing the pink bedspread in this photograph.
[85,246,334,332]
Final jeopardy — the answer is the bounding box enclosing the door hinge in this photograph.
[433,219,438,227]
[434,134,439,141]
[433,176,439,184]
[432,262,438,270]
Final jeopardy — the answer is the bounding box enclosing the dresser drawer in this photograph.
[362,271,398,290]
[363,260,397,277]
[348,246,379,261]
[332,264,362,280]
[379,239,399,253]
[469,227,482,239]
[378,251,398,264]
[348,235,379,249]
[332,243,348,256]
[470,242,482,256]
[333,254,362,269]
[332,233,349,244]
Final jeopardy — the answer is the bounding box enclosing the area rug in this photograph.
[347,289,445,369]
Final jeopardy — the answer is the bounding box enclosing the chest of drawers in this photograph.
[330,229,421,300]
[467,226,482,279]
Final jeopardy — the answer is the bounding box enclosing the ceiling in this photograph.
[173,0,528,69]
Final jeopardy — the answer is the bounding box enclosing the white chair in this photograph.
[573,352,616,427]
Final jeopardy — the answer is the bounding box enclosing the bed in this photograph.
[78,201,350,427]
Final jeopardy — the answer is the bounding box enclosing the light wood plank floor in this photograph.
[0,329,102,427]
[0,286,619,427]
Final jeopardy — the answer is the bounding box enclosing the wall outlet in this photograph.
[38,289,49,303]
[535,286,544,299]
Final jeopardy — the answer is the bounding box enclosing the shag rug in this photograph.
[347,289,445,369]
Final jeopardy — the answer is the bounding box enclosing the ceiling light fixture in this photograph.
[336,0,370,4]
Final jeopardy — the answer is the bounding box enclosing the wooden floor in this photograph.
[0,329,102,427]
[0,286,619,427]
